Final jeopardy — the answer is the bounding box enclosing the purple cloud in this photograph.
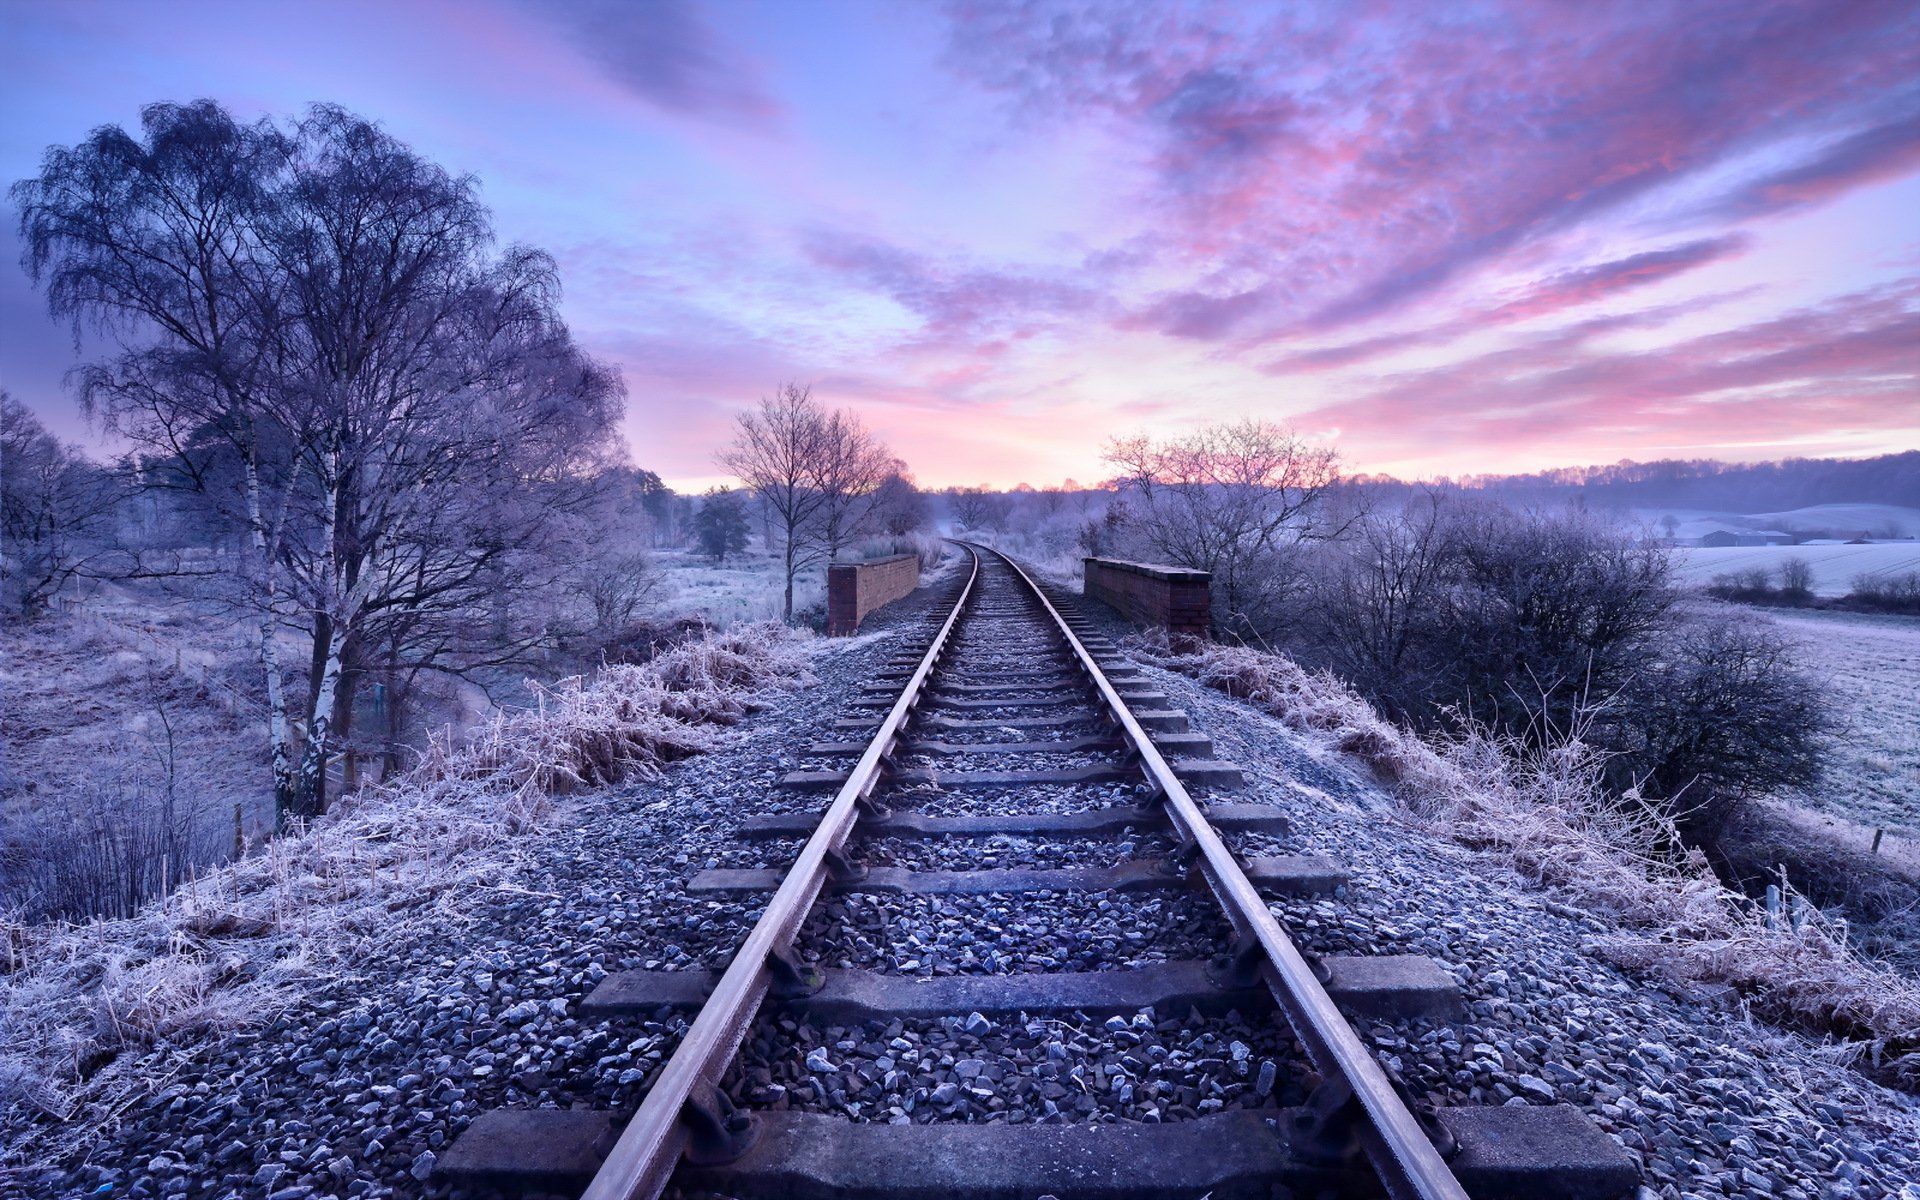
[1304,279,1920,462]
[515,0,780,124]
[1715,108,1920,219]
[1265,238,1752,372]
[799,228,1102,340]
[946,1,1920,337]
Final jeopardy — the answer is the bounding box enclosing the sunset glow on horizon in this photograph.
[2,0,1917,490]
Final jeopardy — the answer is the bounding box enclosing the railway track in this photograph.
[445,544,1636,1199]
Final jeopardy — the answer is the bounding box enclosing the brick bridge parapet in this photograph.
[827,553,921,636]
[1082,557,1212,639]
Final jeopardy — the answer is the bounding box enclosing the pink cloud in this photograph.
[1302,279,1920,466]
[1485,236,1753,323]
[1716,110,1920,219]
[1266,240,1753,374]
[948,2,1920,338]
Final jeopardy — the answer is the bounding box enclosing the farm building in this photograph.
[1696,529,1794,547]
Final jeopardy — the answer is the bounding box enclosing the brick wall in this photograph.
[1083,558,1212,639]
[827,554,921,635]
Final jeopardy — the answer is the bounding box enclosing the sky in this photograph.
[1,0,1917,491]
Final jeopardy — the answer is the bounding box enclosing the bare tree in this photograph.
[1105,419,1339,634]
[813,408,901,560]
[949,485,1009,532]
[15,100,623,826]
[0,392,124,618]
[871,470,929,536]
[1778,556,1815,598]
[716,383,901,619]
[718,383,831,621]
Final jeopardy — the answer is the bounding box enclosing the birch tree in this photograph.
[15,100,622,826]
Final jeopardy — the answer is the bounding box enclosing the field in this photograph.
[1768,609,1920,841]
[649,547,828,628]
[1632,502,1920,542]
[1671,543,1920,595]
[0,590,273,917]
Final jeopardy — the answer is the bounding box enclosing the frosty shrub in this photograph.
[0,623,809,1157]
[1130,632,1920,1088]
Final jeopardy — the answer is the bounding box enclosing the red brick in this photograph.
[827,554,921,635]
[1083,558,1211,638]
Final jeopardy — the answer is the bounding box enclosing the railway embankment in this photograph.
[4,556,1915,1200]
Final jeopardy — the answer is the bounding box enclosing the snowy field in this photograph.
[1633,502,1920,542]
[1672,543,1920,595]
[1769,609,1920,838]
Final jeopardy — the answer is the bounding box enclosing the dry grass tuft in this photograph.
[0,622,810,1163]
[1129,632,1920,1089]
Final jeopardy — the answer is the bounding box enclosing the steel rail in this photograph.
[986,545,1470,1200]
[580,545,983,1200]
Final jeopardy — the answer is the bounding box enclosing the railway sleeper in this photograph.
[685,854,1344,896]
[442,1103,1635,1199]
[803,732,1213,756]
[870,668,1143,684]
[831,708,1193,733]
[779,760,1244,788]
[735,801,1290,840]
[848,689,1169,710]
[580,956,1462,1024]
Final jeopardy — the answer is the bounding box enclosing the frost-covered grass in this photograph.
[651,546,826,628]
[1765,610,1920,841]
[966,530,1085,586]
[1129,633,1920,1088]
[1,600,273,922]
[0,623,811,1162]
[650,536,955,629]
[0,599,268,826]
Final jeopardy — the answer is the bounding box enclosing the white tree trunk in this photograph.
[295,622,346,816]
[242,456,297,828]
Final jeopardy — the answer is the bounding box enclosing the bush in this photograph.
[1295,498,1671,735]
[1131,632,1920,1088]
[1605,606,1830,849]
[1777,556,1815,599]
[1847,570,1920,614]
[2,783,230,922]
[1286,498,1827,859]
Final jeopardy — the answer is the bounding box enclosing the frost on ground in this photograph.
[1128,633,1920,1092]
[0,601,271,895]
[1766,610,1920,842]
[1673,544,1920,596]
[651,547,828,627]
[0,623,810,1164]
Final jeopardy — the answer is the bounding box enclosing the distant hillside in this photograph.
[1444,450,1920,513]
[1642,503,1920,542]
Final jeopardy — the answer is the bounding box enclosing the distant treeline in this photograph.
[1350,450,1920,514]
